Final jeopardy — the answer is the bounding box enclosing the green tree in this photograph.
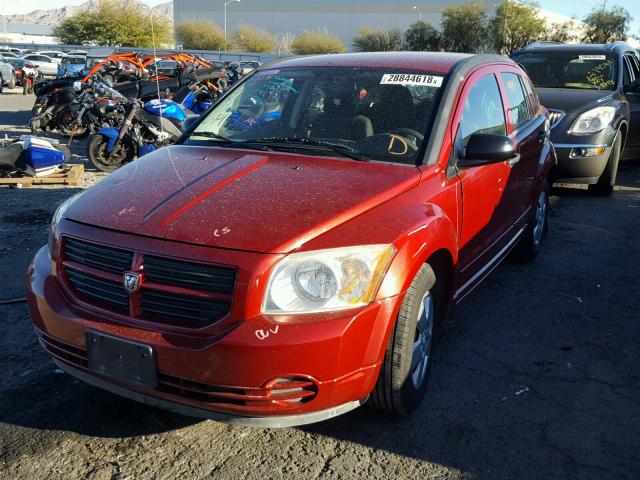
[492,0,546,54]
[234,25,276,53]
[544,20,580,43]
[353,27,403,52]
[440,1,489,53]
[176,20,226,50]
[404,21,441,51]
[291,31,346,55]
[53,0,171,47]
[582,6,631,43]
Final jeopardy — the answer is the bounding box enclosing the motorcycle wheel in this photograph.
[56,107,90,139]
[87,134,134,172]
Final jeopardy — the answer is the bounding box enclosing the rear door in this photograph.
[452,67,521,297]
[498,71,547,220]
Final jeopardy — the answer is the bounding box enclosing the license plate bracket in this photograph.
[86,330,157,389]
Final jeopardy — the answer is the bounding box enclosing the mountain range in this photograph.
[5,0,173,26]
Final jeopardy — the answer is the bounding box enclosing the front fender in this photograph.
[97,127,128,153]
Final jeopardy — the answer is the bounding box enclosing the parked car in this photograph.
[0,46,22,55]
[512,41,640,195]
[27,52,555,426]
[147,59,178,78]
[0,51,19,58]
[36,51,67,63]
[238,61,260,75]
[57,55,87,77]
[0,56,16,90]
[21,54,59,77]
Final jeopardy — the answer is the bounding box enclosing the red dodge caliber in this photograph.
[27,53,555,427]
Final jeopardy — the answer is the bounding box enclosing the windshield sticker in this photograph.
[579,55,606,61]
[381,74,443,87]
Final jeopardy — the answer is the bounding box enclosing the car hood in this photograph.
[536,87,616,116]
[65,145,421,253]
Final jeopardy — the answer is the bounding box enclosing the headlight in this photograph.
[48,194,81,256]
[569,106,615,135]
[263,245,396,314]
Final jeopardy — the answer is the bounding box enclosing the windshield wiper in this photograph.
[243,137,369,162]
[189,132,273,151]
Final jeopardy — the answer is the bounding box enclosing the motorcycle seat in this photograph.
[0,143,24,169]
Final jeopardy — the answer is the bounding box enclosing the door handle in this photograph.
[506,153,520,167]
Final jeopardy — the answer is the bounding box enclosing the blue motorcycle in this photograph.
[87,98,195,172]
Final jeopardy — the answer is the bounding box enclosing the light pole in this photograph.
[412,5,422,22]
[224,0,240,51]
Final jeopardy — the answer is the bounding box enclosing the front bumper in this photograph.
[26,232,401,426]
[552,142,612,184]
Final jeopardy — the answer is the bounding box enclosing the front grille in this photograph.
[141,290,230,328]
[66,268,129,309]
[65,237,133,273]
[61,236,236,328]
[548,109,565,129]
[144,255,236,293]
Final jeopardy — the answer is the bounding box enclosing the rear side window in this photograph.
[522,76,540,114]
[458,74,506,148]
[500,73,532,131]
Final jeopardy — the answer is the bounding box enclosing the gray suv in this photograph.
[512,41,640,195]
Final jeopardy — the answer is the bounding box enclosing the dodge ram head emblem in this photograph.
[123,272,141,293]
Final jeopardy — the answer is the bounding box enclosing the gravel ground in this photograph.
[1,90,640,480]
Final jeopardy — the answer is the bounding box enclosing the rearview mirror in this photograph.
[458,134,519,168]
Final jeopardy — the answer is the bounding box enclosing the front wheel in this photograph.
[588,130,621,196]
[368,263,438,417]
[7,72,16,89]
[87,134,134,172]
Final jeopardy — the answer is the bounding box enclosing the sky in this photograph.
[2,0,639,35]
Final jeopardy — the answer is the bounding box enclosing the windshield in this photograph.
[188,66,445,164]
[513,52,617,90]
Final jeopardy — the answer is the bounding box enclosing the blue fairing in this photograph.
[228,111,282,131]
[97,127,128,153]
[182,91,196,110]
[144,99,186,122]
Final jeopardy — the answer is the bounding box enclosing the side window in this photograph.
[458,74,506,150]
[522,76,540,114]
[500,72,532,131]
[623,57,634,87]
[624,54,639,85]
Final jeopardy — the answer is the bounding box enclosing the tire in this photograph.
[87,134,134,172]
[0,74,3,94]
[369,263,438,417]
[588,130,621,196]
[7,72,16,89]
[56,107,89,138]
[513,179,550,261]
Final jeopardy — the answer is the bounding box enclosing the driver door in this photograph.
[623,53,640,157]
[452,68,521,299]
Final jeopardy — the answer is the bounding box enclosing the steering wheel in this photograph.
[388,128,424,143]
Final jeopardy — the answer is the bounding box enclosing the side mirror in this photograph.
[183,115,200,133]
[458,133,519,168]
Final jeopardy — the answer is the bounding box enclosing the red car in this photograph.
[27,53,555,427]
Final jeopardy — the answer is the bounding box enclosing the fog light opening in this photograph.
[571,146,606,158]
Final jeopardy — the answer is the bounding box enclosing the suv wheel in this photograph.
[588,130,621,196]
[0,74,3,94]
[369,263,438,417]
[514,179,549,261]
[7,72,16,89]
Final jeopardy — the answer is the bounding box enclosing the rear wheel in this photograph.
[588,130,621,196]
[513,179,549,261]
[56,107,89,138]
[87,134,134,172]
[369,263,438,417]
[7,72,16,89]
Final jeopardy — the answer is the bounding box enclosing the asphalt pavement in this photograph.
[0,89,639,480]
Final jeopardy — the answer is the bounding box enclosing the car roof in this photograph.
[514,41,635,56]
[265,52,511,75]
